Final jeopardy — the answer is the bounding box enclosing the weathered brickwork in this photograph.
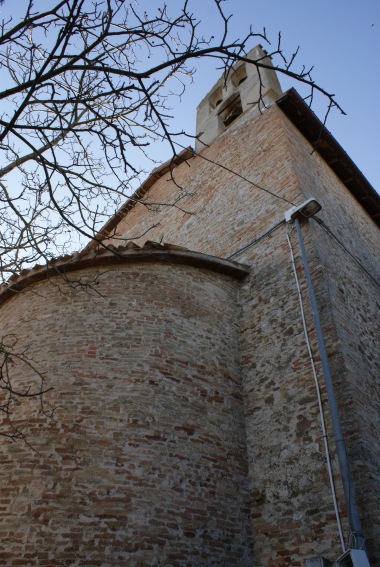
[236,225,350,565]
[108,101,379,565]
[281,113,380,561]
[0,88,378,566]
[110,105,300,258]
[0,262,254,566]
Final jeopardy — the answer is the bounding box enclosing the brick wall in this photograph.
[109,102,379,565]
[0,262,254,566]
[1,96,378,566]
[282,112,380,562]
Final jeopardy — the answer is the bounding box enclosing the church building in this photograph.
[0,46,379,566]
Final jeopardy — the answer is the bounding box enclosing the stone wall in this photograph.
[110,104,299,258]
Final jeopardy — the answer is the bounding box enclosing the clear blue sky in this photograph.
[174,0,380,192]
[2,1,379,192]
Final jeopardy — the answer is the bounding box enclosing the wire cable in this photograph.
[312,217,380,289]
[227,219,286,260]
[192,150,296,206]
[287,229,346,553]
[124,116,298,208]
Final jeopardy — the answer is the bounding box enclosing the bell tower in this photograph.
[195,45,282,152]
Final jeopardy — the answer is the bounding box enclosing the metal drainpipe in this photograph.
[294,217,367,554]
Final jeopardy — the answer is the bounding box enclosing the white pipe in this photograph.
[293,218,367,555]
[286,231,346,553]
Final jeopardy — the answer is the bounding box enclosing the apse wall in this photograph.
[0,250,253,566]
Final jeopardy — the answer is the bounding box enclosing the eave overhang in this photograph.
[88,88,379,248]
[0,241,249,307]
[276,88,380,227]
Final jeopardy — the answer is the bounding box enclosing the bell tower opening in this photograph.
[219,94,243,127]
[195,45,283,152]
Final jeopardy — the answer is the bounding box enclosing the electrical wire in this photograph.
[147,129,298,207]
[227,219,286,260]
[312,217,380,289]
[192,150,296,206]
[124,117,298,209]
[286,229,346,554]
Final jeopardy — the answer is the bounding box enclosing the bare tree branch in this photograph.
[0,1,343,440]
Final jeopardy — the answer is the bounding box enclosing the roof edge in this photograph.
[86,88,379,249]
[0,242,249,307]
[276,88,380,227]
[86,147,194,249]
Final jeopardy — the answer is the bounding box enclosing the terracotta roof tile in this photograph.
[0,241,249,306]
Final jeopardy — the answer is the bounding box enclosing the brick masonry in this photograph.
[0,262,254,566]
[0,96,379,566]
[107,101,380,564]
